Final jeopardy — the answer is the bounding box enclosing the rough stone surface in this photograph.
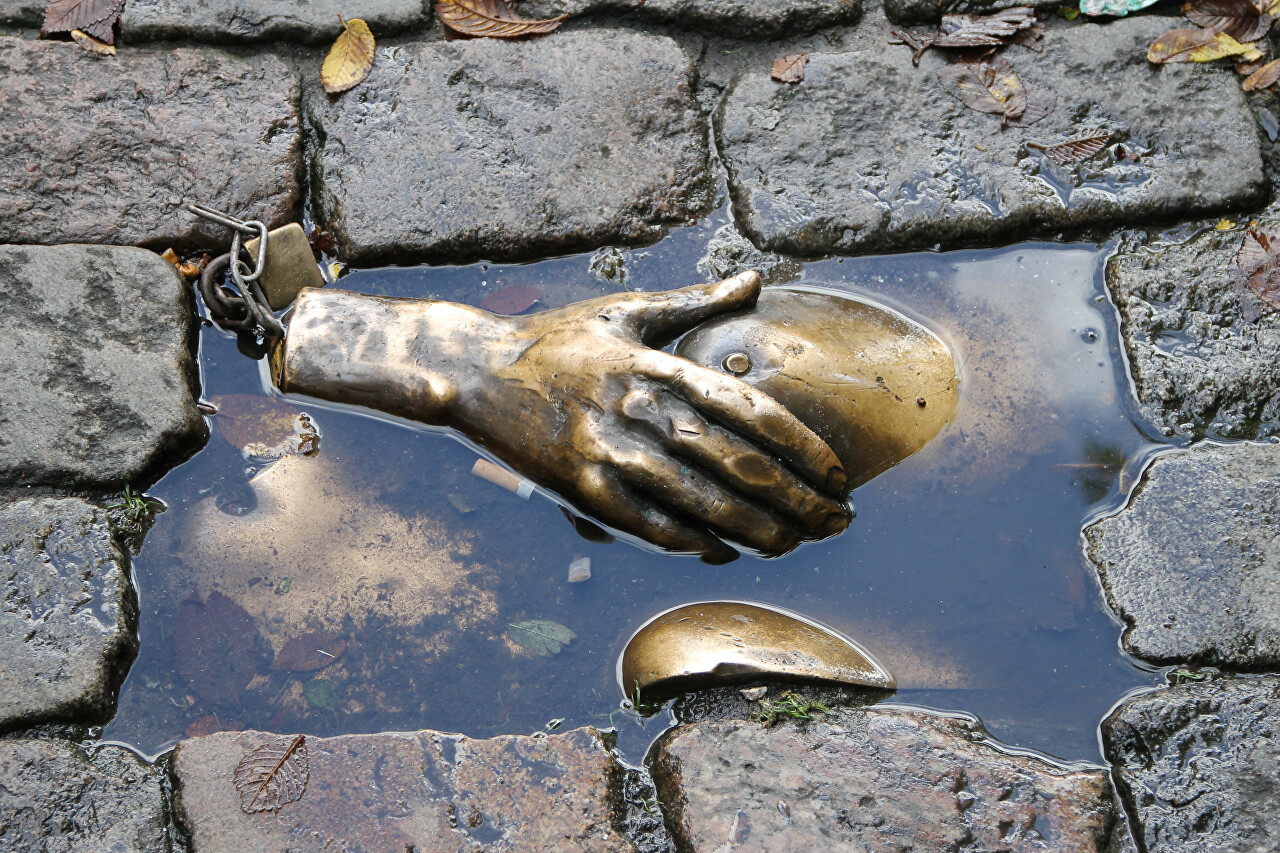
[121,0,430,44]
[1086,441,1280,669]
[1103,675,1280,853]
[884,0,1056,24]
[0,0,41,26]
[717,15,1265,257]
[173,726,636,852]
[0,245,205,489]
[0,499,137,731]
[307,30,711,265]
[0,739,171,852]
[0,37,301,249]
[652,710,1122,851]
[522,0,858,37]
[1107,217,1280,440]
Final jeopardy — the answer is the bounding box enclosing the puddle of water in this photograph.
[104,218,1168,764]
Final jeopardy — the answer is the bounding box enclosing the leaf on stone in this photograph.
[70,28,115,54]
[936,6,1037,44]
[480,285,544,314]
[435,0,565,38]
[271,632,347,672]
[1236,36,1272,72]
[772,53,807,83]
[937,55,1027,122]
[1230,226,1280,319]
[321,17,375,95]
[211,394,320,459]
[41,0,122,42]
[1027,128,1112,164]
[506,619,576,656]
[1243,57,1280,88]
[234,734,309,814]
[172,591,268,707]
[1183,0,1271,43]
[1011,18,1046,50]
[1005,81,1056,126]
[185,714,243,738]
[1147,27,1264,63]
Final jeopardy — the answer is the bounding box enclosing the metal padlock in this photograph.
[243,222,327,311]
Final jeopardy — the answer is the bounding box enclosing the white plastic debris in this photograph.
[567,557,592,583]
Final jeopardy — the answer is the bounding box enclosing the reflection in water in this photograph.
[105,213,1169,764]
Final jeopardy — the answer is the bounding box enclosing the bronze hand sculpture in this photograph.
[272,272,851,563]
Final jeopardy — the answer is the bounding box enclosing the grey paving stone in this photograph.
[172,726,636,852]
[1086,442,1280,670]
[0,498,136,731]
[717,15,1265,257]
[652,709,1122,852]
[0,0,41,27]
[307,30,711,265]
[1107,218,1280,440]
[0,245,205,489]
[0,37,301,249]
[121,0,429,45]
[521,0,858,37]
[1103,675,1280,853]
[0,739,171,852]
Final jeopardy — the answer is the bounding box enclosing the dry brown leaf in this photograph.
[1011,18,1046,51]
[1147,27,1264,62]
[70,28,115,54]
[1236,36,1272,72]
[1183,0,1271,42]
[234,735,309,814]
[1244,57,1280,88]
[937,54,1027,122]
[1231,226,1280,319]
[321,17,375,94]
[1028,128,1112,164]
[435,0,565,38]
[185,714,243,738]
[479,285,544,314]
[271,632,348,672]
[42,0,121,41]
[1005,80,1056,126]
[772,53,807,83]
[894,7,1034,65]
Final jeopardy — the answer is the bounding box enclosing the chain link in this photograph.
[187,203,284,341]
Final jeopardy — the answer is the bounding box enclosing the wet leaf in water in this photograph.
[306,226,338,259]
[272,632,348,672]
[1005,81,1056,126]
[185,714,243,738]
[321,17,375,94]
[41,0,122,42]
[1027,128,1112,164]
[211,395,320,460]
[234,734,309,813]
[506,619,576,656]
[937,54,1027,122]
[172,592,268,707]
[1230,226,1280,320]
[70,28,115,54]
[771,53,807,83]
[435,0,565,38]
[480,285,544,314]
[1147,27,1264,63]
[1243,57,1280,89]
[303,678,340,711]
[1183,0,1271,43]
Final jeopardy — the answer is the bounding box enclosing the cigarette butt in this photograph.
[471,459,534,499]
[568,557,591,583]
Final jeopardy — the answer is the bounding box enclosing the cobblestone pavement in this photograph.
[2,0,1280,849]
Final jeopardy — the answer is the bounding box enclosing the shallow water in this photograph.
[105,214,1171,765]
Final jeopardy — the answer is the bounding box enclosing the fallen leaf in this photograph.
[1236,37,1272,72]
[234,734,309,813]
[435,0,565,38]
[1027,128,1112,164]
[1147,27,1264,62]
[1006,81,1057,126]
[1230,226,1280,319]
[211,394,320,459]
[306,227,337,258]
[893,7,1035,65]
[1183,0,1271,42]
[1244,57,1280,88]
[1216,218,1238,230]
[303,678,340,711]
[70,28,115,54]
[1011,18,1046,50]
[321,17,375,94]
[41,0,121,42]
[172,591,269,707]
[937,54,1027,122]
[185,714,243,738]
[480,285,543,314]
[772,53,807,83]
[1057,4,1079,18]
[506,619,576,656]
[271,632,347,672]
[161,248,208,279]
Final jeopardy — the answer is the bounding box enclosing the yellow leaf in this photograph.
[1215,219,1238,231]
[434,0,565,38]
[321,17,375,94]
[1243,57,1280,90]
[1147,27,1262,63]
[70,28,116,55]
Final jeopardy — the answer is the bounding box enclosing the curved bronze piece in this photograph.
[272,272,850,563]
[618,600,896,701]
[675,286,959,489]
